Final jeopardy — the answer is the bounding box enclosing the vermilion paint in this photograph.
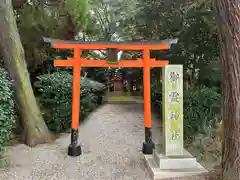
[53,41,169,131]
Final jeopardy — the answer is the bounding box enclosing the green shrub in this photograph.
[36,71,106,132]
[151,82,162,112]
[183,86,221,141]
[151,82,162,102]
[0,68,15,159]
[151,82,221,142]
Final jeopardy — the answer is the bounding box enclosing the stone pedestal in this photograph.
[144,144,207,179]
[153,144,198,170]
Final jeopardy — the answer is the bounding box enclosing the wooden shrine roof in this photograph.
[111,76,122,81]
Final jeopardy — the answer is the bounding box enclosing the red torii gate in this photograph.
[43,37,178,156]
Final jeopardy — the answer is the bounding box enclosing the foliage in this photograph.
[151,81,162,111]
[16,0,90,71]
[0,68,15,159]
[65,0,89,30]
[86,67,109,84]
[150,81,221,141]
[191,124,222,162]
[36,71,106,132]
[13,0,222,145]
[183,86,221,141]
[124,0,222,146]
[121,0,220,90]
[88,0,136,40]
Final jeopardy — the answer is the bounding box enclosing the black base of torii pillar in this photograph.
[68,129,82,156]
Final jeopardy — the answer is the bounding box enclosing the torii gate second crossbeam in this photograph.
[43,37,178,157]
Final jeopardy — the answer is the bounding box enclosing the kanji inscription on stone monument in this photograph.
[163,65,183,156]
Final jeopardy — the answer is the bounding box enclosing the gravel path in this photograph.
[0,104,156,180]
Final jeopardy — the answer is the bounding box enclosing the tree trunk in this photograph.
[0,0,53,146]
[215,1,240,180]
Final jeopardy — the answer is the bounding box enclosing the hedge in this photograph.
[36,71,106,132]
[0,68,15,161]
[151,82,221,140]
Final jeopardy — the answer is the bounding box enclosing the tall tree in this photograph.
[0,0,53,146]
[215,0,240,179]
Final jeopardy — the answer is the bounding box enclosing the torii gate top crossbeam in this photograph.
[43,37,178,50]
[42,37,178,68]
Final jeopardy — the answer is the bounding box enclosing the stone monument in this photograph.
[144,65,208,179]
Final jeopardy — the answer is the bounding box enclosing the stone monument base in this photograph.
[144,144,208,180]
